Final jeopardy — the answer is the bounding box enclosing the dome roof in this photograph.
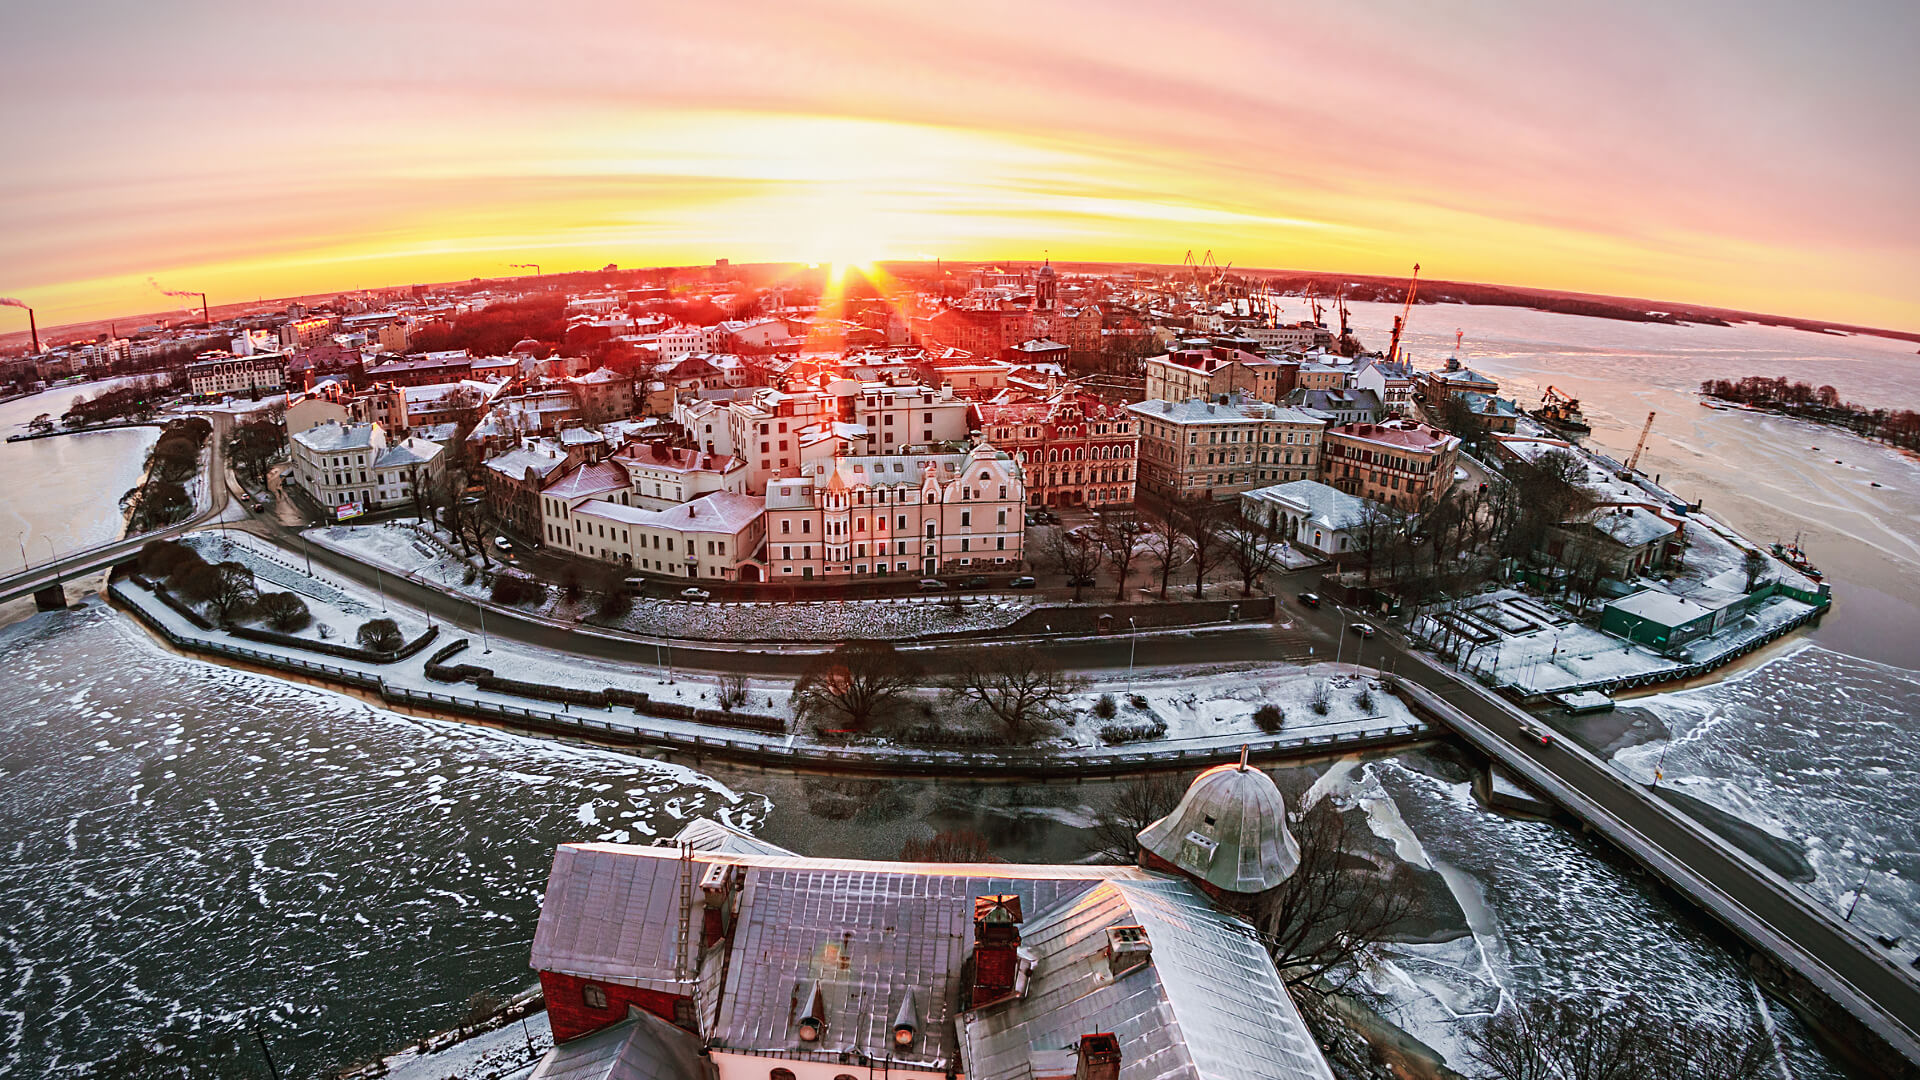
[1036,260,1055,278]
[1137,751,1299,894]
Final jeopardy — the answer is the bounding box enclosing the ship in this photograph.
[1770,537,1823,580]
[1530,385,1592,434]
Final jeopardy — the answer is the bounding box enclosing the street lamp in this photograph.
[1127,617,1138,694]
[374,566,387,612]
[478,597,491,654]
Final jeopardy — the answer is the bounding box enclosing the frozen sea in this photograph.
[0,602,768,1078]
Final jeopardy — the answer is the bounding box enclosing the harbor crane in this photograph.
[1624,410,1657,474]
[1385,262,1421,363]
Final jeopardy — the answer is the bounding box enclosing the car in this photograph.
[1525,723,1555,746]
[1350,622,1376,639]
[1025,512,1041,526]
[1009,575,1037,588]
[918,578,948,591]
[1035,509,1059,524]
[964,576,990,589]
[1297,592,1321,608]
[493,536,513,552]
[679,587,711,600]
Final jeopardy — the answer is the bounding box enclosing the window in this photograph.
[582,984,608,1009]
[771,1071,797,1080]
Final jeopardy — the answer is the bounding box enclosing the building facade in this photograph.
[978,391,1138,508]
[1126,396,1326,502]
[1320,420,1460,511]
[289,420,445,516]
[187,353,286,398]
[763,444,1025,579]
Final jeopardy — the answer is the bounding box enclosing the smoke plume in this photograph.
[0,297,28,310]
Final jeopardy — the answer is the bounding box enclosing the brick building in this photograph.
[978,391,1138,508]
[1320,419,1460,511]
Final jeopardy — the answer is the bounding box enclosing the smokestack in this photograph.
[29,307,39,355]
[201,294,210,326]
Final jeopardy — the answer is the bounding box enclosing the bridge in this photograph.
[1389,660,1920,1078]
[1,411,233,609]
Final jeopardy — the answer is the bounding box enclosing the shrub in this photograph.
[1357,686,1377,711]
[490,574,538,605]
[1128,693,1149,710]
[258,592,312,632]
[356,618,404,653]
[560,567,583,603]
[1093,693,1117,719]
[1310,681,1331,716]
[1099,717,1167,745]
[1254,703,1285,733]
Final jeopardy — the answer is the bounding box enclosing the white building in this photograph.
[187,353,286,398]
[289,420,445,516]
[1240,479,1378,559]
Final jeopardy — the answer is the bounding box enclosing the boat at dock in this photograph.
[1771,537,1823,580]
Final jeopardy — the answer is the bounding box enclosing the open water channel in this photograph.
[4,309,1915,1077]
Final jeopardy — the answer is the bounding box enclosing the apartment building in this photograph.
[1321,419,1460,511]
[978,391,1138,508]
[545,476,767,580]
[1355,357,1416,415]
[186,353,286,398]
[763,443,1026,579]
[1143,347,1290,405]
[1126,396,1326,502]
[609,442,748,510]
[289,420,445,517]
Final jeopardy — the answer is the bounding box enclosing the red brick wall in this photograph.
[539,970,687,1043]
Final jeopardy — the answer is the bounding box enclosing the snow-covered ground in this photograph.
[1417,585,1816,694]
[305,522,1038,642]
[379,1007,550,1080]
[1615,644,1920,971]
[1058,665,1414,749]
[181,532,427,645]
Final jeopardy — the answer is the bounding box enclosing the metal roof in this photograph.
[959,878,1334,1080]
[528,1010,711,1080]
[1136,759,1300,894]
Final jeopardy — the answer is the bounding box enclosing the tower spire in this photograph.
[1238,744,1249,771]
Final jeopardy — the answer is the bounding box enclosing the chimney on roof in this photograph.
[970,894,1024,1006]
[1104,924,1151,977]
[1076,1033,1122,1080]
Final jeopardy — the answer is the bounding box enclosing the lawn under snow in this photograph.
[182,532,428,645]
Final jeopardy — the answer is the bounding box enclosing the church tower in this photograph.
[1136,746,1301,896]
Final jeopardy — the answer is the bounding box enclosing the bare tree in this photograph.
[356,617,405,652]
[1090,512,1143,602]
[900,829,1000,863]
[793,639,922,733]
[1465,995,1776,1080]
[1221,517,1282,596]
[1742,548,1770,592]
[1176,496,1232,598]
[1351,503,1407,588]
[944,648,1088,741]
[1039,527,1101,602]
[1142,506,1188,601]
[717,671,750,712]
[181,561,258,623]
[1246,788,1418,991]
[1084,774,1186,864]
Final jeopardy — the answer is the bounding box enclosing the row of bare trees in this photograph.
[791,639,1086,742]
[1034,497,1293,603]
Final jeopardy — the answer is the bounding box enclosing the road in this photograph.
[0,411,234,605]
[1285,599,1920,1074]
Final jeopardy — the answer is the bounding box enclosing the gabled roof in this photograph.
[544,461,629,501]
[1243,480,1375,533]
[960,878,1334,1080]
[292,420,378,453]
[527,1011,710,1080]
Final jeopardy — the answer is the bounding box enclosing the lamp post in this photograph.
[300,534,313,576]
[1126,617,1138,694]
[478,597,491,654]
[374,566,387,612]
[1334,607,1348,666]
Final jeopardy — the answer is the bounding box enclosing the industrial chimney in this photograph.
[28,307,39,355]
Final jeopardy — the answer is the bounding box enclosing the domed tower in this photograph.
[1137,747,1300,896]
[1034,258,1057,312]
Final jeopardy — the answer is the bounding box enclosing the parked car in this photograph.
[1034,509,1059,524]
[1297,592,1321,608]
[493,536,513,552]
[964,576,990,589]
[1009,575,1037,588]
[1350,622,1376,639]
[679,587,711,600]
[918,578,948,591]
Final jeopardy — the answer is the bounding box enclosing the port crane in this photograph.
[1624,410,1656,474]
[1385,262,1421,363]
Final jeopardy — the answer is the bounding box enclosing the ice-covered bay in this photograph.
[1619,645,1920,964]
[0,602,767,1078]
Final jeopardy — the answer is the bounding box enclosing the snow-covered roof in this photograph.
[1242,479,1376,532]
[373,437,443,469]
[1127,397,1323,426]
[572,490,765,534]
[292,420,378,453]
[483,444,566,481]
[1607,589,1711,627]
[543,461,629,501]
[1580,505,1677,548]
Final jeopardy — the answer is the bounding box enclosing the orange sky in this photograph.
[2,1,1916,331]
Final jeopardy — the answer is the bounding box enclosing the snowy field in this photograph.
[182,531,428,645]
[1617,645,1920,971]
[306,522,1038,641]
[1057,664,1416,750]
[380,1007,549,1080]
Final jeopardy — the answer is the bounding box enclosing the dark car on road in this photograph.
[964,576,990,589]
[918,578,948,591]
[1298,592,1321,608]
[1350,622,1376,638]
[1009,575,1037,588]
